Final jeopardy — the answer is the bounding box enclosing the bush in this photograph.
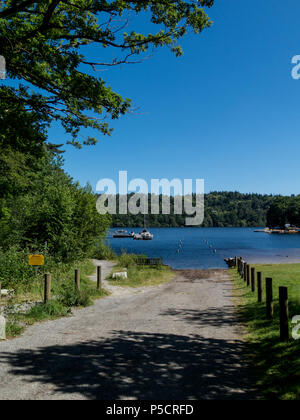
[57,282,92,308]
[117,252,147,268]
[0,246,35,292]
[93,242,116,260]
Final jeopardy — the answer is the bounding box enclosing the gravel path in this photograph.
[0,261,255,400]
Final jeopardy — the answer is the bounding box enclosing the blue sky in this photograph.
[19,1,300,194]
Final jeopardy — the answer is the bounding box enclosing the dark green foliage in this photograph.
[0,152,110,262]
[267,196,300,228]
[0,246,36,292]
[110,192,275,227]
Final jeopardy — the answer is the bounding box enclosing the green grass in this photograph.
[108,253,175,287]
[230,264,300,400]
[25,300,70,321]
[1,259,109,339]
[5,320,25,338]
[108,265,175,288]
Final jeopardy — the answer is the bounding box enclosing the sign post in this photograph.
[29,255,44,266]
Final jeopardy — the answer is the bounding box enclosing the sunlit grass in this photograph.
[230,264,300,400]
[108,263,175,288]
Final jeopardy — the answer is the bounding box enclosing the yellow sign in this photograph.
[29,254,44,266]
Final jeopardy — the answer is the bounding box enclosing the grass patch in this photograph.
[230,264,300,400]
[108,252,175,287]
[5,320,25,338]
[1,259,109,339]
[25,300,70,321]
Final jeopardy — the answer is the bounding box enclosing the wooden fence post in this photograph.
[97,265,102,290]
[44,273,51,304]
[266,278,274,319]
[243,262,247,282]
[0,280,2,300]
[75,269,80,292]
[279,287,289,342]
[251,267,256,292]
[239,257,243,277]
[247,265,250,287]
[257,272,262,303]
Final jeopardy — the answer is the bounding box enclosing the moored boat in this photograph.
[133,229,154,240]
[113,230,135,238]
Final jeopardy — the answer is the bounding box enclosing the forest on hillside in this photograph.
[110,192,275,227]
[267,196,300,228]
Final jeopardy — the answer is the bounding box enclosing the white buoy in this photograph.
[0,315,6,340]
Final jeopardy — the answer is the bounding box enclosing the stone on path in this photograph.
[112,271,127,279]
[0,315,6,340]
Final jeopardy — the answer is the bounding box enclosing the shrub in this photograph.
[57,282,92,308]
[117,252,147,268]
[93,242,116,260]
[0,246,35,292]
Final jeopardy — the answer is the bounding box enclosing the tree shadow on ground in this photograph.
[0,330,256,400]
[161,306,239,328]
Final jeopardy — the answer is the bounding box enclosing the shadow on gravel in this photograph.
[161,306,239,328]
[0,331,255,400]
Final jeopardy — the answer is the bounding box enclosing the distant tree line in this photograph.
[267,196,300,228]
[110,192,275,228]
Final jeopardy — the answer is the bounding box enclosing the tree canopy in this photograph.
[110,192,275,228]
[267,196,300,228]
[0,0,214,148]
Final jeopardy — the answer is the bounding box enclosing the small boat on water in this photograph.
[134,229,153,240]
[113,230,135,238]
[133,213,154,240]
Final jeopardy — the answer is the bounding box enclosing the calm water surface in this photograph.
[106,228,300,269]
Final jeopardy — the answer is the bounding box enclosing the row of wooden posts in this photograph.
[235,257,290,342]
[44,265,103,304]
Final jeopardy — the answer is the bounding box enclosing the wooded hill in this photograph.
[111,192,276,227]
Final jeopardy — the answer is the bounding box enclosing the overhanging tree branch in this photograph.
[0,1,214,147]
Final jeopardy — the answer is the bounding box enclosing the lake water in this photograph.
[106,228,300,269]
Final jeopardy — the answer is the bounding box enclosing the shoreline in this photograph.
[107,227,300,269]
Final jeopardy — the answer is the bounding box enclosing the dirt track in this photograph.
[0,261,255,400]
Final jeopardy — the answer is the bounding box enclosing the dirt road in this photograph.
[0,261,255,400]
